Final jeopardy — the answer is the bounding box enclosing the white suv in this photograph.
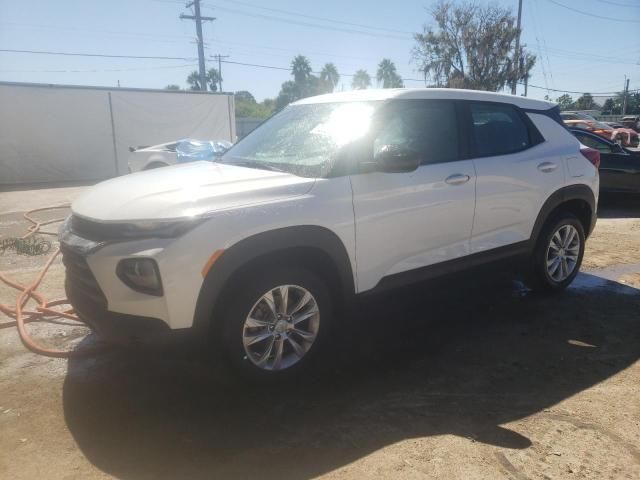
[60,88,599,378]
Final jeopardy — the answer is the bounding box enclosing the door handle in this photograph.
[537,162,558,173]
[445,173,471,185]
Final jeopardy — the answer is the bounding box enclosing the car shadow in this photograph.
[598,193,640,219]
[62,270,640,479]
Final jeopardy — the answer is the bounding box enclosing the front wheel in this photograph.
[221,266,332,380]
[527,213,585,292]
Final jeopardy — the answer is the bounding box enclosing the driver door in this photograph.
[350,99,476,292]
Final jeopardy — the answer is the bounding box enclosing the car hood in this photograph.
[72,161,315,221]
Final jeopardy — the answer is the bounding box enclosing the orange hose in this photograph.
[0,205,107,357]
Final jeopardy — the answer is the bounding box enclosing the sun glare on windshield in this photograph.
[310,103,374,147]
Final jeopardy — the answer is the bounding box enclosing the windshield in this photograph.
[221,102,376,177]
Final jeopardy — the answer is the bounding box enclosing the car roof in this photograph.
[292,88,556,111]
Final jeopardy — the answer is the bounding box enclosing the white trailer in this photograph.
[0,81,235,185]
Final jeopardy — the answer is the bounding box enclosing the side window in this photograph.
[577,134,612,154]
[373,100,459,165]
[470,103,531,157]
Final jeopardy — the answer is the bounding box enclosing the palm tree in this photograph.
[291,55,312,84]
[376,59,404,88]
[206,68,221,92]
[352,70,371,90]
[320,63,340,92]
[187,70,203,91]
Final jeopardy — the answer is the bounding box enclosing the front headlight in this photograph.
[118,219,203,239]
[70,215,203,241]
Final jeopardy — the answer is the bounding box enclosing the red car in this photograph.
[561,112,639,148]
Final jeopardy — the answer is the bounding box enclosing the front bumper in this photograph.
[61,241,170,344]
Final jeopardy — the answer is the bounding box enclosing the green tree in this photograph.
[206,68,222,92]
[352,69,372,90]
[275,80,300,110]
[574,93,599,111]
[291,55,312,84]
[601,98,616,115]
[320,63,340,92]
[616,91,640,115]
[234,90,256,103]
[556,94,574,111]
[164,84,180,90]
[236,99,275,119]
[412,0,535,91]
[187,70,204,91]
[376,58,404,88]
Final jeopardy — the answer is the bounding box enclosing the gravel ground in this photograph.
[1,187,639,480]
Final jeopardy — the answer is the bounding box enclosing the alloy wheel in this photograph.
[242,285,320,371]
[546,224,580,282]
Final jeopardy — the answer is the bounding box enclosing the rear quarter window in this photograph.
[469,103,532,158]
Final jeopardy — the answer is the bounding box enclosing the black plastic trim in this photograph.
[364,241,530,295]
[528,184,597,244]
[192,226,355,330]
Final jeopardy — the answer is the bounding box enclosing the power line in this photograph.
[2,48,630,95]
[204,4,411,41]
[0,48,197,61]
[546,0,640,23]
[0,64,197,73]
[522,82,632,95]
[215,58,424,82]
[213,0,412,35]
[594,0,640,8]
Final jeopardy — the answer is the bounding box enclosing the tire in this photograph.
[220,265,333,381]
[527,212,585,292]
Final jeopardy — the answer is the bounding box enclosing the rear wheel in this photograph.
[220,266,332,380]
[527,212,585,292]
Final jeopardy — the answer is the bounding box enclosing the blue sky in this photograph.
[0,0,638,102]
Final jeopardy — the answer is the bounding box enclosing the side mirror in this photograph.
[374,144,421,173]
[611,143,625,154]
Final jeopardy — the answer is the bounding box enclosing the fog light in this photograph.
[116,258,163,296]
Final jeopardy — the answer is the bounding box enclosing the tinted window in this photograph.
[575,133,613,153]
[470,103,531,157]
[373,100,459,165]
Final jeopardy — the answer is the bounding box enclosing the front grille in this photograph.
[60,243,108,311]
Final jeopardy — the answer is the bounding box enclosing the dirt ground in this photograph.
[1,186,639,480]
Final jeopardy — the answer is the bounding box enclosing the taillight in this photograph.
[580,146,600,169]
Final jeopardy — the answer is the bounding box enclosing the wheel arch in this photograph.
[192,225,356,332]
[529,184,597,249]
[143,161,170,170]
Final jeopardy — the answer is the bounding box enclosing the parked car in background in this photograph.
[570,128,640,194]
[128,139,233,172]
[621,115,640,132]
[561,112,639,148]
[61,88,598,380]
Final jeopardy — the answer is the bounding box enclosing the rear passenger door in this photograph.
[350,99,476,292]
[468,102,565,253]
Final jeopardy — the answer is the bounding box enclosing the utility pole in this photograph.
[511,0,523,95]
[622,76,630,115]
[180,0,215,91]
[212,54,230,92]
